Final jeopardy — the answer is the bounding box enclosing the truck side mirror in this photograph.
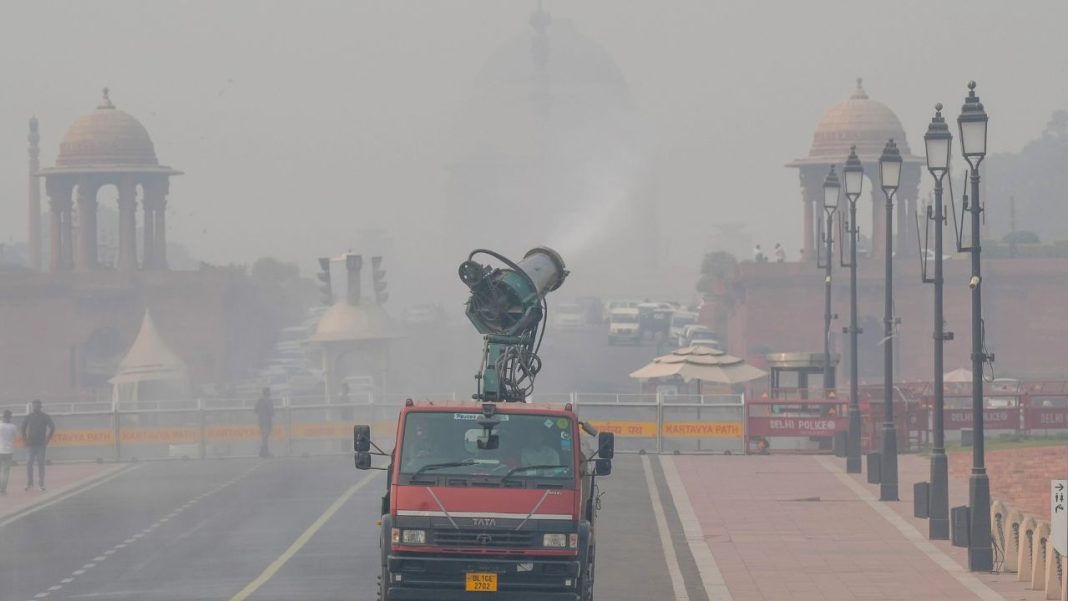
[356,451,372,470]
[597,432,615,459]
[595,458,612,476]
[354,425,371,453]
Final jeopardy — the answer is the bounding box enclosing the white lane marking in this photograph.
[228,471,380,601]
[640,454,690,601]
[60,579,73,584]
[27,462,262,601]
[0,465,140,528]
[815,456,1005,601]
[660,455,733,601]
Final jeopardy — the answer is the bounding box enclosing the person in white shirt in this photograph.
[0,410,17,495]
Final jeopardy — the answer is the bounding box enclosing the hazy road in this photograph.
[0,455,708,601]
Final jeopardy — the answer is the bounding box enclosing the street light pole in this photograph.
[878,140,902,502]
[842,146,864,474]
[957,81,993,572]
[821,166,841,391]
[923,103,953,539]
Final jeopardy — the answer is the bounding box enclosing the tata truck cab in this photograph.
[356,401,614,600]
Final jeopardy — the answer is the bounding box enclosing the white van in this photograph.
[608,307,641,344]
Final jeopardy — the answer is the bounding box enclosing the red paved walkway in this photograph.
[672,454,1049,601]
[0,461,124,522]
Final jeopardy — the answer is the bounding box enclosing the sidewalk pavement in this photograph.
[0,461,127,523]
[672,453,1049,601]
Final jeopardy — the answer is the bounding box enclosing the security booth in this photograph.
[765,352,839,397]
[747,352,847,453]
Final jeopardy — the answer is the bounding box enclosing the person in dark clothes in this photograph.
[254,388,275,458]
[21,399,54,491]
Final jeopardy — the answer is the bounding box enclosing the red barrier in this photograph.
[1025,406,1068,430]
[944,408,1021,430]
[747,417,847,437]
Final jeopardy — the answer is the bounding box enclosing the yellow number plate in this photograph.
[465,572,498,592]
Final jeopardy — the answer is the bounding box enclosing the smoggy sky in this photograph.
[1,1,1065,304]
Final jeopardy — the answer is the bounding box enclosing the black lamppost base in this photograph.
[879,424,898,501]
[928,451,950,539]
[846,407,862,473]
[967,471,994,571]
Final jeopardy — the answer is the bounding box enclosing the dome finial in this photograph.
[851,77,868,100]
[98,87,115,110]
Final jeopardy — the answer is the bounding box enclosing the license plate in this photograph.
[465,572,498,592]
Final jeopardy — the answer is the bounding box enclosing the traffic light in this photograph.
[371,256,388,304]
[317,257,333,305]
[345,254,363,305]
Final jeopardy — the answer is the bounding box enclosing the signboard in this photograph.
[1025,407,1068,430]
[943,409,1019,430]
[662,421,743,439]
[747,417,847,437]
[1053,480,1067,555]
[587,420,658,438]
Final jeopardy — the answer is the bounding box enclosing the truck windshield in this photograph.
[399,412,575,480]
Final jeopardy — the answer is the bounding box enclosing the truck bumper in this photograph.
[386,554,581,601]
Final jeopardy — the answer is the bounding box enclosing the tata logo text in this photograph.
[472,518,497,527]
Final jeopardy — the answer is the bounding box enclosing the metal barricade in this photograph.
[660,394,746,454]
[573,393,660,454]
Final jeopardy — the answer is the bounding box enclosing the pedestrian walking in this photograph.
[753,244,765,263]
[774,243,786,263]
[21,399,54,491]
[0,410,17,495]
[254,388,275,458]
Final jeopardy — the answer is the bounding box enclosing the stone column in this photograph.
[117,176,138,271]
[75,180,99,270]
[897,164,921,259]
[142,187,156,270]
[45,178,73,272]
[871,166,885,262]
[28,117,42,271]
[154,196,167,270]
[799,166,824,262]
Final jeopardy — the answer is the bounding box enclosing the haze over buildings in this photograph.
[1,1,1066,309]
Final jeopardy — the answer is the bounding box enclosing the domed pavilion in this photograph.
[787,79,922,262]
[36,89,181,272]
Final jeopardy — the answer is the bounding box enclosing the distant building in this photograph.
[0,90,272,402]
[444,5,662,297]
[714,80,1068,382]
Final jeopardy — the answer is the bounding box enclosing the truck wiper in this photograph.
[501,464,565,481]
[411,459,477,478]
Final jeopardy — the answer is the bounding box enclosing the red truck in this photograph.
[355,399,614,600]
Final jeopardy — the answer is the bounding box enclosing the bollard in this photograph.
[1043,541,1061,600]
[1033,522,1050,591]
[914,482,930,518]
[1005,508,1024,573]
[1020,517,1038,582]
[951,505,971,548]
[833,431,847,457]
[991,500,1007,571]
[867,452,881,484]
[961,428,974,447]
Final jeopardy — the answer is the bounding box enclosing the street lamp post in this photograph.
[958,80,993,572]
[922,103,953,539]
[821,166,841,391]
[878,139,902,502]
[842,146,864,474]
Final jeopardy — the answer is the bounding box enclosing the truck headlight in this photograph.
[543,533,567,548]
[401,529,427,544]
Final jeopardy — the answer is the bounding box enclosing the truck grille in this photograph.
[431,530,535,548]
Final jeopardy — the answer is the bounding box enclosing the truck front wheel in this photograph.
[579,550,596,600]
[377,564,390,601]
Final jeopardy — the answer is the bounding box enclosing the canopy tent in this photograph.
[110,310,190,405]
[943,367,974,383]
[630,345,767,387]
